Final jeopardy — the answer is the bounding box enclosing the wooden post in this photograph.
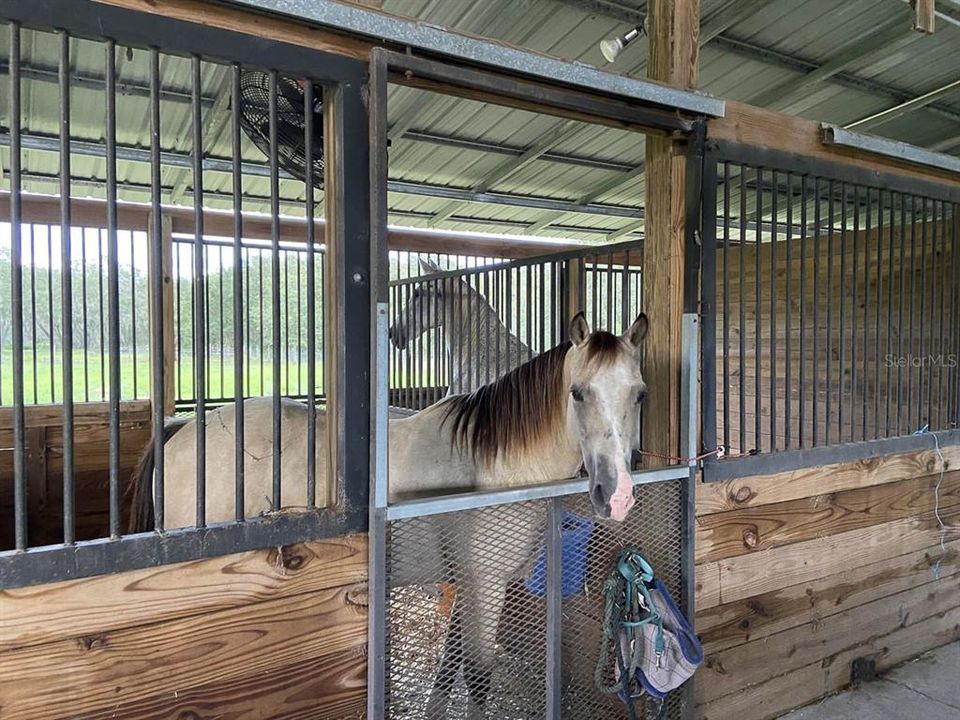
[148,211,175,419]
[913,0,935,34]
[643,0,699,466]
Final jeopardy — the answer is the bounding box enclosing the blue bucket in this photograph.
[525,511,594,598]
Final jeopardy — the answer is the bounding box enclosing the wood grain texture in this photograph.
[71,646,366,720]
[697,538,960,652]
[0,583,367,718]
[709,101,960,184]
[697,602,960,720]
[697,516,950,608]
[0,535,367,651]
[695,470,960,563]
[696,444,959,514]
[696,570,960,703]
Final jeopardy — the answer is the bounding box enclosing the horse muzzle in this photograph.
[587,456,636,522]
[388,325,407,350]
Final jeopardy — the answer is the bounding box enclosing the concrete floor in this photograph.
[780,642,960,720]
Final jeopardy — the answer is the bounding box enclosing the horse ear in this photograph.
[419,257,440,274]
[623,313,648,347]
[569,311,590,346]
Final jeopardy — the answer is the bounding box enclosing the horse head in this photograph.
[388,257,470,350]
[565,311,648,522]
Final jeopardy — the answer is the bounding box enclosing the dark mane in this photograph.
[441,331,628,465]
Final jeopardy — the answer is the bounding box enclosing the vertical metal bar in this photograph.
[232,63,245,520]
[951,203,960,428]
[908,196,917,431]
[700,153,718,465]
[149,47,164,533]
[851,185,859,443]
[192,55,207,528]
[739,166,747,453]
[259,253,264,394]
[799,175,807,448]
[812,177,821,447]
[784,174,793,449]
[60,31,75,545]
[218,245,225,400]
[284,252,291,395]
[105,39,122,538]
[885,191,895,438]
[10,22,27,550]
[770,170,778,450]
[368,50,389,720]
[304,79,316,507]
[269,70,282,509]
[98,229,106,401]
[826,181,835,445]
[721,162,730,453]
[28,226,37,404]
[47,228,55,404]
[545,496,563,718]
[861,188,870,440]
[920,198,931,426]
[936,200,947,429]
[131,232,139,399]
[897,194,907,436]
[296,248,302,397]
[754,167,762,450]
[839,184,847,442]
[876,190,885,436]
[175,240,182,402]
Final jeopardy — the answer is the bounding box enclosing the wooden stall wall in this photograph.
[715,217,955,454]
[0,534,368,719]
[693,446,960,720]
[0,401,152,549]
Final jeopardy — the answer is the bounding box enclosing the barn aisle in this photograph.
[779,642,960,720]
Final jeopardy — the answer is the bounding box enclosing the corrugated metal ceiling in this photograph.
[0,0,957,244]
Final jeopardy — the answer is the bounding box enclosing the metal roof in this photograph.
[1,0,958,244]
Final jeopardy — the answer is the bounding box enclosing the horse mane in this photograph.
[441,331,626,465]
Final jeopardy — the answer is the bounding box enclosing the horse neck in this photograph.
[441,291,519,371]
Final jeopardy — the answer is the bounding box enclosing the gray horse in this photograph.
[389,257,531,396]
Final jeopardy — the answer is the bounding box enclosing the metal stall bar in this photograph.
[9,21,27,550]
[60,28,76,544]
[149,47,165,533]
[106,39,122,538]
[305,79,317,508]
[368,47,390,720]
[269,70,283,511]
[232,63,245,522]
[192,55,207,528]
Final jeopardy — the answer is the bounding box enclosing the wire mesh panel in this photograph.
[561,481,686,720]
[382,478,688,720]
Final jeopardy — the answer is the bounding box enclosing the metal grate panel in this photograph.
[383,480,687,719]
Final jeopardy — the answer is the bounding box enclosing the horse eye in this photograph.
[636,390,647,404]
[571,388,584,402]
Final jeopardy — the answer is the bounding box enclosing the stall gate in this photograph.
[371,293,699,719]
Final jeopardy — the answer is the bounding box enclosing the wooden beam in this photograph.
[90,0,371,59]
[642,0,699,465]
[0,193,583,259]
[914,0,936,33]
[0,400,152,430]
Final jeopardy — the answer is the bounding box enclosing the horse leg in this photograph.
[425,597,463,719]
[459,570,509,720]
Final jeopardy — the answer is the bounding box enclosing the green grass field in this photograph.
[0,349,325,405]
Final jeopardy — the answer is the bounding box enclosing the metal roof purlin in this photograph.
[221,0,725,117]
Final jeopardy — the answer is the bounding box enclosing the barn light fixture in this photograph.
[599,21,646,63]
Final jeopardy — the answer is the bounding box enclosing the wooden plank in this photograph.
[70,646,366,720]
[696,570,960,703]
[90,0,371,59]
[0,193,582,259]
[0,582,367,719]
[696,602,960,720]
[24,427,49,547]
[147,211,176,416]
[696,537,960,652]
[914,0,936,33]
[0,534,367,651]
[700,516,950,608]
[695,561,721,609]
[696,444,960,514]
[0,400,152,430]
[695,470,960,563]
